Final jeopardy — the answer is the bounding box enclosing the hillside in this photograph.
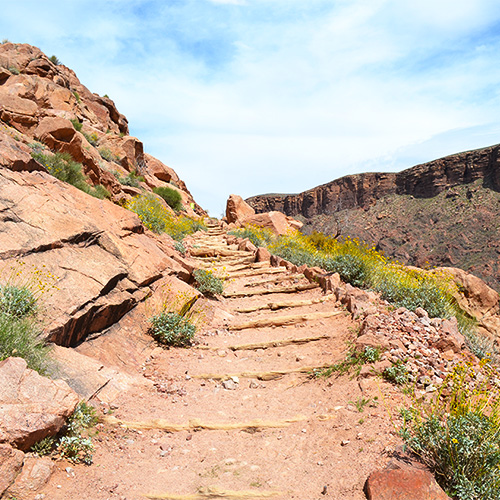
[246,145,500,291]
[2,42,500,500]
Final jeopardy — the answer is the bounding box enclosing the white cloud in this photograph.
[1,1,500,215]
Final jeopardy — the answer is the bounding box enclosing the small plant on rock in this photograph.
[193,269,224,297]
[49,55,60,65]
[153,186,183,212]
[149,310,196,347]
[70,119,83,132]
[383,360,409,385]
[314,345,381,378]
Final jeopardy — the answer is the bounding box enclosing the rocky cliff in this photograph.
[246,144,500,217]
[0,42,209,350]
[246,145,500,291]
[0,42,205,214]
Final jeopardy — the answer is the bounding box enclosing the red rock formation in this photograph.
[0,42,205,216]
[246,144,500,217]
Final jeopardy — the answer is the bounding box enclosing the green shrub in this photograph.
[0,313,50,374]
[193,269,224,297]
[153,186,183,211]
[49,55,60,65]
[31,151,109,199]
[401,360,500,499]
[174,241,186,255]
[126,194,206,240]
[31,401,97,464]
[383,360,409,385]
[8,66,19,75]
[83,131,99,146]
[98,147,116,162]
[70,119,83,132]
[149,311,196,347]
[0,285,37,318]
[114,170,144,187]
[72,91,81,103]
[323,253,368,288]
[28,141,46,154]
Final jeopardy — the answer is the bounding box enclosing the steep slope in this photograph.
[246,145,500,291]
[0,41,204,215]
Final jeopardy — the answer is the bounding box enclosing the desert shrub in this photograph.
[174,241,186,255]
[126,194,206,240]
[83,131,99,146]
[72,91,81,103]
[31,151,109,199]
[70,118,83,132]
[28,141,46,154]
[49,55,60,65]
[98,147,119,162]
[8,66,20,75]
[32,401,97,464]
[153,186,183,211]
[0,263,57,374]
[228,226,274,248]
[323,253,368,287]
[0,314,50,374]
[149,311,196,347]
[193,269,224,296]
[115,170,145,187]
[383,360,409,385]
[401,360,500,499]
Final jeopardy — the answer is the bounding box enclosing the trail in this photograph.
[40,223,402,500]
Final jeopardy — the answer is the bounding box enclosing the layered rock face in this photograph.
[247,145,500,291]
[247,144,500,217]
[0,43,206,347]
[0,42,205,214]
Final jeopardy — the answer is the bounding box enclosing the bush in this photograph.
[125,194,206,240]
[0,313,50,374]
[70,119,83,132]
[401,360,500,499]
[0,263,56,374]
[8,66,20,75]
[153,186,183,211]
[31,151,110,199]
[83,131,99,146]
[193,269,224,297]
[0,285,37,318]
[383,360,409,385]
[98,147,116,162]
[114,170,144,187]
[149,311,196,347]
[32,401,97,465]
[49,55,60,65]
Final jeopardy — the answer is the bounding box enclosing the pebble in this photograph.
[340,440,350,446]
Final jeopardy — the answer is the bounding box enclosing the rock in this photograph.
[255,247,271,263]
[222,379,238,390]
[243,211,297,236]
[0,357,79,451]
[5,456,55,499]
[238,238,257,253]
[0,444,25,497]
[225,194,255,224]
[365,465,451,499]
[432,318,465,353]
[0,130,44,172]
[355,334,390,352]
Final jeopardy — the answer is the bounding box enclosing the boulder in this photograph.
[0,444,24,497]
[238,238,257,253]
[0,129,43,172]
[0,357,79,451]
[255,247,271,263]
[244,211,296,236]
[365,465,451,500]
[225,194,255,224]
[432,317,466,353]
[4,456,55,499]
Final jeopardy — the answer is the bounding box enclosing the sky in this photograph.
[2,1,500,216]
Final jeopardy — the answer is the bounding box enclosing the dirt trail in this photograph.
[39,224,403,500]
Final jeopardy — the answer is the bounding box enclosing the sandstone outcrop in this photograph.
[247,144,500,217]
[224,194,303,235]
[0,357,79,451]
[0,42,205,216]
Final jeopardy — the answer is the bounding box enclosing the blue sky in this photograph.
[2,0,500,215]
